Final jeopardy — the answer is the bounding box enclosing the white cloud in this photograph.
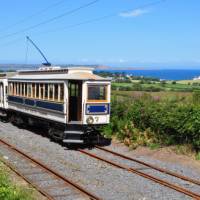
[119,59,127,63]
[120,9,149,18]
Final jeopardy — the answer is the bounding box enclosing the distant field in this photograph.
[177,79,200,84]
[112,81,200,92]
[131,80,140,83]
[112,90,192,101]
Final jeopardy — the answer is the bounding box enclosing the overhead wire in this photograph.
[25,37,29,64]
[32,0,167,36]
[0,0,167,48]
[0,0,67,32]
[0,0,100,40]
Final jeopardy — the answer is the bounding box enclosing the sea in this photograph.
[97,69,200,81]
[1,65,200,80]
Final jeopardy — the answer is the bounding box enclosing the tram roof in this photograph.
[0,72,17,79]
[8,67,111,81]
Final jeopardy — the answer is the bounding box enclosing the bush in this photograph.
[132,83,142,91]
[102,95,200,151]
[192,82,200,86]
[196,152,200,160]
[193,90,200,104]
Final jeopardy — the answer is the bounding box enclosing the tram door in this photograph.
[0,83,3,107]
[68,81,82,122]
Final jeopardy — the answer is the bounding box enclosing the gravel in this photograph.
[88,148,200,194]
[0,121,198,200]
[0,142,88,200]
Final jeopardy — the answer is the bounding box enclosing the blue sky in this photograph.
[0,0,200,69]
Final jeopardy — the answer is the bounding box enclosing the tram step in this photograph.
[63,139,84,144]
[64,130,84,135]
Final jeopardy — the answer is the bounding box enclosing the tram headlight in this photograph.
[86,116,94,124]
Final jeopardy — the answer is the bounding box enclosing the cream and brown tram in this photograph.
[0,67,111,144]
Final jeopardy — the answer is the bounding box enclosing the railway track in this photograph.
[79,146,200,200]
[0,138,101,200]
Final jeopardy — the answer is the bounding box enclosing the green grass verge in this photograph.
[0,162,35,200]
[196,152,200,160]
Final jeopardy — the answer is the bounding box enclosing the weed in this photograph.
[174,145,193,155]
[195,152,200,160]
[0,162,35,200]
[148,143,161,150]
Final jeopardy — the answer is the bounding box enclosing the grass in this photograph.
[196,152,200,160]
[112,81,200,91]
[112,82,133,87]
[147,143,161,150]
[109,83,200,160]
[177,79,200,84]
[174,145,194,156]
[0,161,35,200]
[112,90,193,102]
[131,80,140,83]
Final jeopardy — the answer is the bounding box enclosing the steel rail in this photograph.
[0,138,101,200]
[0,157,54,200]
[95,145,200,186]
[79,149,200,200]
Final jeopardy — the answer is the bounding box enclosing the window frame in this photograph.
[48,84,54,101]
[60,83,64,102]
[8,81,65,103]
[87,84,108,102]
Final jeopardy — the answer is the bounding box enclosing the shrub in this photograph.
[196,152,200,160]
[132,83,142,91]
[193,90,200,104]
[103,94,200,151]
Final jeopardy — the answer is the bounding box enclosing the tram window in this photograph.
[27,84,32,97]
[36,84,39,98]
[54,84,58,101]
[40,83,44,99]
[15,83,17,95]
[32,83,35,98]
[88,85,107,100]
[22,83,24,96]
[70,83,76,97]
[19,83,21,96]
[49,84,54,100]
[18,83,21,96]
[0,84,1,99]
[14,83,16,95]
[9,83,13,95]
[60,84,64,102]
[20,83,23,96]
[24,83,27,97]
[44,84,48,100]
[8,84,10,95]
[12,83,14,95]
[16,83,19,96]
[13,83,15,95]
